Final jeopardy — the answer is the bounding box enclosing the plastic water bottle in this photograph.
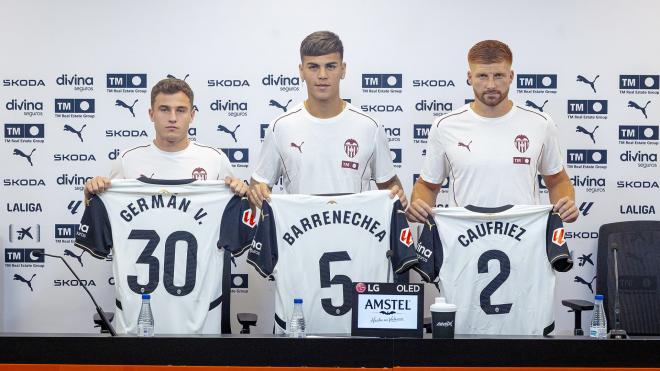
[288,298,306,338]
[137,294,154,337]
[589,294,607,338]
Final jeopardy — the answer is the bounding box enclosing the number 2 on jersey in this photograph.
[478,249,513,315]
[127,229,198,296]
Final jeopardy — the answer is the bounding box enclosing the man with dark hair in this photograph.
[406,40,578,222]
[84,78,247,198]
[249,31,405,205]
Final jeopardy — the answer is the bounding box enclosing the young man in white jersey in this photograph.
[406,40,578,223]
[84,78,247,198]
[248,31,406,205]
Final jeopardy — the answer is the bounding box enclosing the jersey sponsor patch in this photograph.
[552,227,566,246]
[341,160,359,170]
[513,157,531,165]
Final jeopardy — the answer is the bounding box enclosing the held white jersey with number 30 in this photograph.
[74,178,255,334]
[415,205,572,335]
[245,191,418,334]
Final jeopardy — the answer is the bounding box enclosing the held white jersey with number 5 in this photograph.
[74,178,255,334]
[244,191,418,335]
[414,205,573,335]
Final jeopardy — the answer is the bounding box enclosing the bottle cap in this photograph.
[430,297,457,312]
[595,294,604,300]
[142,294,151,300]
[294,298,303,304]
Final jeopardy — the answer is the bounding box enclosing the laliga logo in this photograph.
[242,209,256,228]
[400,227,413,247]
[552,227,566,246]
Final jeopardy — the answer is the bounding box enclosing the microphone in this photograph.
[608,242,627,339]
[386,250,394,283]
[34,251,116,336]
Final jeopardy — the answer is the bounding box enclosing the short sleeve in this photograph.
[546,211,573,272]
[538,117,564,176]
[109,157,124,179]
[251,123,282,186]
[371,125,397,183]
[74,196,113,259]
[413,215,443,282]
[218,196,256,255]
[217,153,235,179]
[246,201,278,278]
[389,200,419,274]
[420,119,449,184]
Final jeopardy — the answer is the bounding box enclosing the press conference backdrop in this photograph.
[1,0,658,334]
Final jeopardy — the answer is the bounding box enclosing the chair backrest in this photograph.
[597,221,660,335]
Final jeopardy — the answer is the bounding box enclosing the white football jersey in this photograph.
[110,142,234,180]
[252,102,396,194]
[245,191,418,334]
[74,178,255,334]
[415,205,572,335]
[420,103,564,206]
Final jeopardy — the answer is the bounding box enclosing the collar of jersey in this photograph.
[467,102,517,124]
[302,102,349,124]
[136,176,197,185]
[464,204,514,213]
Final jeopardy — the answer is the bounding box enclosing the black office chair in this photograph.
[596,221,660,335]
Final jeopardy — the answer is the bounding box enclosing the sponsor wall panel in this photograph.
[1,0,659,334]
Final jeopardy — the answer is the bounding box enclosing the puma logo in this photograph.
[270,99,292,112]
[327,200,337,204]
[577,253,594,267]
[628,100,651,119]
[425,220,435,231]
[290,141,304,153]
[458,140,472,152]
[576,74,599,93]
[14,273,36,291]
[115,99,138,117]
[64,249,85,267]
[63,124,86,142]
[17,227,33,240]
[167,74,189,81]
[574,275,597,293]
[575,125,599,144]
[13,148,36,166]
[217,124,240,142]
[525,99,548,112]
